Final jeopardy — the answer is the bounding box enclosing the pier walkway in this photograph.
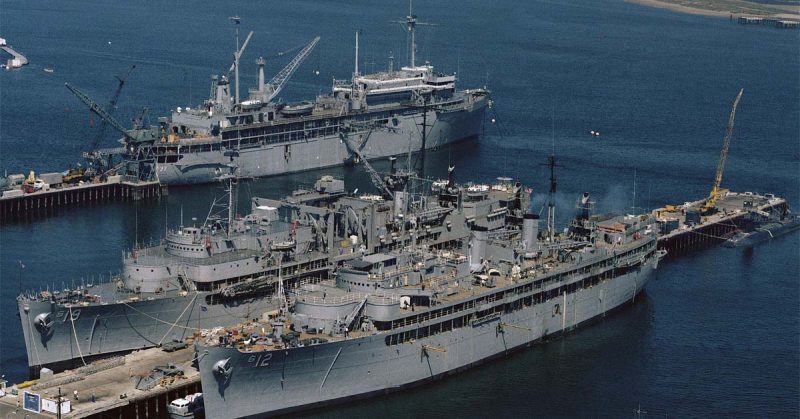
[0,346,199,418]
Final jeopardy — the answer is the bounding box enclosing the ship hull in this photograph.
[155,98,487,185]
[197,257,659,418]
[18,290,274,376]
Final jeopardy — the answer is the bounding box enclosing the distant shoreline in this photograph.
[626,0,729,17]
[625,0,800,20]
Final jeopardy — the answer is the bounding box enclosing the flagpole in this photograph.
[18,260,25,294]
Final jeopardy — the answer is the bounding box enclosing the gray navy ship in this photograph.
[196,176,667,417]
[16,157,527,376]
[113,8,489,185]
[16,177,340,375]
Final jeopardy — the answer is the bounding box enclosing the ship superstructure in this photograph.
[114,8,489,185]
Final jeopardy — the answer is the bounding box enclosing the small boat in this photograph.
[43,67,54,73]
[279,101,314,116]
[167,392,204,418]
[270,239,296,251]
[724,215,800,248]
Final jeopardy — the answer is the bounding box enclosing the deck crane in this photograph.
[66,82,135,142]
[66,82,139,178]
[89,65,135,155]
[702,88,744,214]
[261,36,320,103]
[339,122,395,199]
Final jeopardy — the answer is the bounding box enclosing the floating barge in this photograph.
[0,175,166,223]
[654,191,788,254]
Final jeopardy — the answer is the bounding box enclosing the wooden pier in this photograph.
[0,177,166,223]
[736,15,800,29]
[0,346,199,419]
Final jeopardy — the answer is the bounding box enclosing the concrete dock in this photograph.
[0,38,29,69]
[0,176,166,223]
[654,191,787,254]
[0,346,199,418]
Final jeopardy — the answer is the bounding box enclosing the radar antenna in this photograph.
[390,1,436,67]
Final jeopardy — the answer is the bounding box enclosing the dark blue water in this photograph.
[1,0,798,416]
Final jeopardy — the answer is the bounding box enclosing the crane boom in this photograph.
[91,65,135,151]
[65,82,133,142]
[339,124,394,199]
[228,31,254,75]
[705,88,744,211]
[264,36,320,102]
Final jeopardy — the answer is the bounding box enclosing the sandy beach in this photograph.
[626,0,800,20]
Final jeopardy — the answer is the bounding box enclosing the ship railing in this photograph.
[291,291,368,305]
[22,269,126,302]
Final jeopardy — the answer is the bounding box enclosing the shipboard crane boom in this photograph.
[263,36,320,103]
[65,82,134,142]
[339,124,395,199]
[704,88,744,212]
[91,65,135,153]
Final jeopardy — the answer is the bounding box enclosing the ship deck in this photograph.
[131,245,263,267]
[201,237,650,353]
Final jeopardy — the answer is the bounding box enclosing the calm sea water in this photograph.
[1,0,798,416]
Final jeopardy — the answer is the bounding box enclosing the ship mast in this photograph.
[229,16,253,106]
[231,16,241,105]
[547,155,557,242]
[407,1,417,67]
[227,175,238,236]
[393,1,434,68]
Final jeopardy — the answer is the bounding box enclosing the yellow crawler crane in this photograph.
[702,88,744,214]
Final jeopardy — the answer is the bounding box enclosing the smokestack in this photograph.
[257,57,266,94]
[469,227,488,272]
[389,156,397,174]
[394,190,407,216]
[578,192,591,220]
[354,30,359,77]
[447,165,455,189]
[523,213,540,257]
